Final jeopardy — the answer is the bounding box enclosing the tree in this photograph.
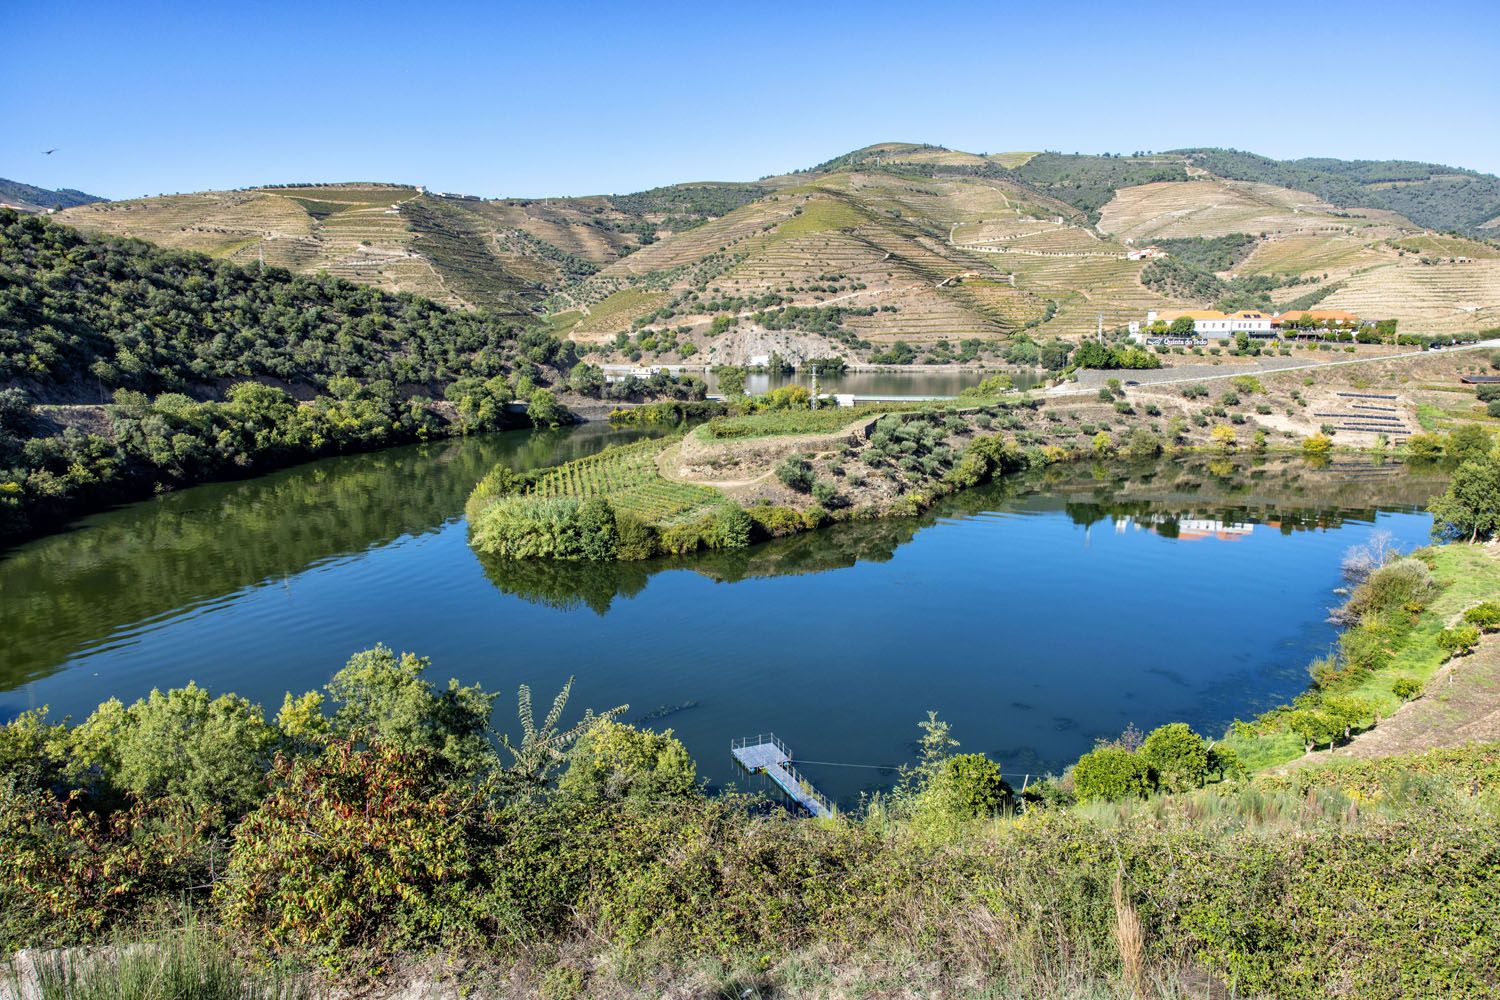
[1446,424,1494,463]
[65,683,276,821]
[1210,425,1238,452]
[557,721,697,803]
[527,388,565,428]
[1168,316,1196,338]
[323,645,498,778]
[925,753,1012,819]
[1139,723,1209,792]
[1071,746,1151,802]
[1429,453,1500,541]
[1285,709,1339,752]
[713,365,748,398]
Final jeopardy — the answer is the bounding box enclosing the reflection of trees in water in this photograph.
[478,454,1450,614]
[0,425,656,688]
[477,515,927,614]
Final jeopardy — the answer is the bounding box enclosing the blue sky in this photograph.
[6,0,1497,200]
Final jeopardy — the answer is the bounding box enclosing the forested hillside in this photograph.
[0,210,580,543]
[1174,148,1500,234]
[0,209,559,398]
[0,177,103,212]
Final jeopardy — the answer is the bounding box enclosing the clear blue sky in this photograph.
[6,0,1498,200]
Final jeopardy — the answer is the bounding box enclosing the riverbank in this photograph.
[3,656,1497,999]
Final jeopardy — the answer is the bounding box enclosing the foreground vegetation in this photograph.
[2,638,1498,997]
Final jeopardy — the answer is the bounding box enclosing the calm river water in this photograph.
[0,425,1444,805]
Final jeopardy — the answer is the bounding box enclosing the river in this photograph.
[0,425,1445,805]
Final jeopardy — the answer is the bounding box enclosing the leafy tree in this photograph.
[1168,316,1196,337]
[323,645,498,778]
[66,683,275,821]
[713,365,748,398]
[1210,425,1238,452]
[1139,723,1210,792]
[1285,709,1339,752]
[1446,425,1494,463]
[1071,746,1151,802]
[1429,453,1500,541]
[527,389,565,428]
[557,721,696,803]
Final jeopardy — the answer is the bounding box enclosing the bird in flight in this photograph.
[42,148,56,155]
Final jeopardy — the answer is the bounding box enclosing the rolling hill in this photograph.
[50,143,1500,362]
[0,177,104,212]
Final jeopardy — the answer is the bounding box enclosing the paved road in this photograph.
[1049,340,1500,397]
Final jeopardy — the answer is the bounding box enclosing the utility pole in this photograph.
[810,364,820,410]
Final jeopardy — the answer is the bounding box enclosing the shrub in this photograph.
[811,479,838,506]
[1437,625,1482,658]
[218,741,484,960]
[470,495,618,561]
[62,684,276,822]
[1405,433,1445,461]
[1392,677,1423,700]
[1125,427,1163,459]
[1302,434,1333,458]
[558,722,697,804]
[1463,602,1500,631]
[1071,746,1151,802]
[614,513,659,560]
[1139,723,1210,792]
[1340,557,1435,624]
[748,503,804,538]
[925,753,1012,819]
[775,456,815,493]
[1230,375,1263,394]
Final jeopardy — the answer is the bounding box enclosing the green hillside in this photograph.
[1172,147,1500,234]
[0,177,104,211]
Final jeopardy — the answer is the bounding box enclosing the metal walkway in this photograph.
[730,734,833,818]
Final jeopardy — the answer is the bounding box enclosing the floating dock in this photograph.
[730,734,833,818]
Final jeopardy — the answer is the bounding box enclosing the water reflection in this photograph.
[0,425,661,688]
[477,454,1448,613]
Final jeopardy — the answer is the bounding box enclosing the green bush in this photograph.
[774,456,815,492]
[470,495,619,561]
[1437,624,1482,657]
[218,741,485,961]
[1392,677,1423,700]
[1463,602,1500,631]
[925,753,1012,819]
[559,721,697,804]
[1071,746,1151,802]
[1139,723,1209,792]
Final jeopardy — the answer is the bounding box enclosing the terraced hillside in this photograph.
[46,143,1500,361]
[53,182,751,313]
